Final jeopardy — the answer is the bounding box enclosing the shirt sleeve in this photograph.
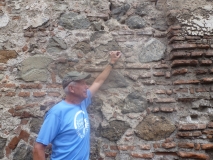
[84,89,92,109]
[36,113,61,145]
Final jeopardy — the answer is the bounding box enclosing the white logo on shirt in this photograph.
[74,110,89,138]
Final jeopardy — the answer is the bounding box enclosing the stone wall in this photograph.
[0,0,213,159]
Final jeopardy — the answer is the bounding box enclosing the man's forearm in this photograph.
[33,143,46,160]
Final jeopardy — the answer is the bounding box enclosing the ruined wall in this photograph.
[0,0,213,159]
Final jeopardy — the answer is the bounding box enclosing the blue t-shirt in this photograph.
[36,90,91,160]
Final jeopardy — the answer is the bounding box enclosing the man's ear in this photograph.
[69,85,75,93]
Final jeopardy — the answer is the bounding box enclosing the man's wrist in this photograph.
[108,62,114,68]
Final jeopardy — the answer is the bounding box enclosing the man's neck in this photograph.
[65,95,83,105]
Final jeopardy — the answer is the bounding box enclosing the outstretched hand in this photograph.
[109,51,122,64]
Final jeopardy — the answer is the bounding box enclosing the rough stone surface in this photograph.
[126,15,146,29]
[0,137,7,158]
[139,38,166,63]
[30,118,43,134]
[122,91,147,114]
[101,71,128,90]
[13,143,33,160]
[20,55,53,82]
[99,120,130,141]
[135,114,176,141]
[47,36,67,54]
[59,12,91,30]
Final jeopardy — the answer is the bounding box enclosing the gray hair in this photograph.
[64,81,76,94]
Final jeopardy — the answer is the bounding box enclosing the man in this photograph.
[33,51,122,160]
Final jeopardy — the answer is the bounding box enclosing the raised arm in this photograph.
[89,51,122,97]
[33,142,46,160]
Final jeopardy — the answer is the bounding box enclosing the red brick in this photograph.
[33,92,46,97]
[177,131,202,137]
[195,69,208,75]
[177,151,209,160]
[203,129,213,135]
[3,83,16,88]
[194,143,201,150]
[186,36,201,40]
[160,107,174,112]
[172,68,187,76]
[20,119,29,125]
[162,142,176,149]
[0,65,6,71]
[195,87,209,92]
[46,84,62,88]
[167,25,182,33]
[8,136,20,150]
[19,83,42,89]
[131,153,154,159]
[22,45,28,52]
[18,92,30,97]
[139,73,152,78]
[155,98,176,103]
[153,64,169,69]
[18,130,30,142]
[170,52,190,60]
[165,72,171,78]
[47,92,61,97]
[178,143,194,148]
[200,77,213,83]
[173,88,188,93]
[5,146,11,158]
[153,72,164,77]
[153,143,161,148]
[173,80,200,85]
[172,43,197,50]
[171,60,198,68]
[168,36,185,44]
[178,124,206,131]
[197,44,210,49]
[201,143,213,150]
[209,68,213,74]
[118,145,134,151]
[110,145,118,150]
[205,50,213,57]
[140,144,151,150]
[200,60,212,66]
[105,152,117,157]
[167,30,182,39]
[5,92,16,97]
[208,122,213,128]
[191,51,204,57]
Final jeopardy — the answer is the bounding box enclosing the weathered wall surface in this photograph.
[0,0,213,159]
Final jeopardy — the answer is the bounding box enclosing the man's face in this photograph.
[70,80,88,99]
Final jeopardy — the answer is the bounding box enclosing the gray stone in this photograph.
[13,143,33,160]
[21,69,48,82]
[90,31,106,42]
[20,55,53,82]
[99,120,130,141]
[126,15,146,29]
[152,17,168,31]
[94,40,121,59]
[111,4,130,20]
[0,137,7,159]
[0,14,9,28]
[59,12,91,30]
[73,41,91,54]
[192,99,211,109]
[0,74,4,80]
[139,38,166,63]
[30,118,43,134]
[135,114,176,141]
[47,36,67,54]
[101,71,128,90]
[135,2,149,16]
[121,91,147,114]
